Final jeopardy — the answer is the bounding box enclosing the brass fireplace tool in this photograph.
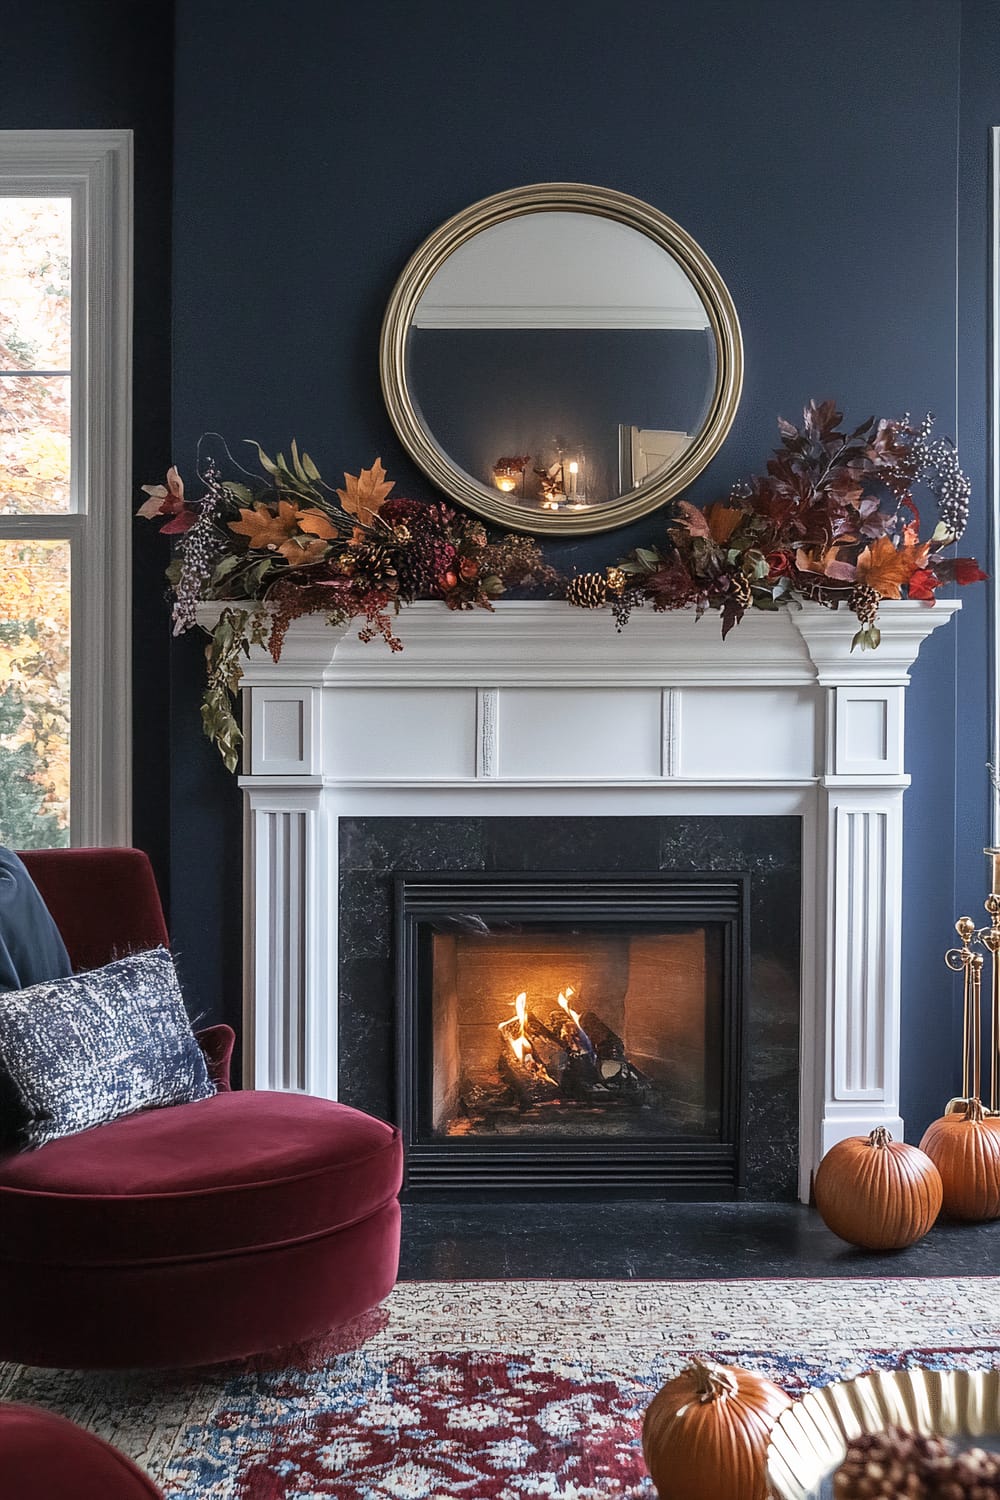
[944,848,1000,1114]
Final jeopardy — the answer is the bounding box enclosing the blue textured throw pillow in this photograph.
[0,947,215,1150]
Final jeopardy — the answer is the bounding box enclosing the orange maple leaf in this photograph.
[336,458,394,527]
[796,544,857,582]
[229,501,303,549]
[704,502,744,545]
[278,535,330,565]
[855,535,931,599]
[297,509,338,540]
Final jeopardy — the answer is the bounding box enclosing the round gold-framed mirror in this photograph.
[380,183,743,535]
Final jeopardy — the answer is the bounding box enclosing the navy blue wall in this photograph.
[172,0,981,1141]
[0,1,174,902]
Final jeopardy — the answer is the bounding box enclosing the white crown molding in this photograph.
[413,304,710,330]
[199,598,958,690]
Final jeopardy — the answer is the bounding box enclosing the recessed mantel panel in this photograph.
[497,688,661,780]
[678,689,817,780]
[328,687,478,780]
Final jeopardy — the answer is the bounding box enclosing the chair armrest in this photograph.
[195,1024,236,1091]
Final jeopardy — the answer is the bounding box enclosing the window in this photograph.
[0,132,132,848]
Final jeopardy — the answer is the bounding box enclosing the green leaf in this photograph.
[301,449,321,482]
[213,554,241,580]
[850,624,882,653]
[224,482,255,506]
[246,440,279,477]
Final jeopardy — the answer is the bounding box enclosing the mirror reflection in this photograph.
[406,211,718,515]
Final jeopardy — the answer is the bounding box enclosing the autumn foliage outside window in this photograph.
[0,197,73,847]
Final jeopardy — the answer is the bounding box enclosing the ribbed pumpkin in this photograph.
[919,1098,1000,1221]
[642,1357,792,1500]
[813,1127,942,1249]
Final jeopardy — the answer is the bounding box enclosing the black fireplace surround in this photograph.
[339,816,801,1201]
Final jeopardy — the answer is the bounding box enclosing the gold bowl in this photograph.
[766,1368,1000,1500]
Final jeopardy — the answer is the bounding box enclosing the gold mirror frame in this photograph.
[380,183,744,535]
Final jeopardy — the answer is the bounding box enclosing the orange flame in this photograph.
[499,991,531,1062]
[557,986,582,1027]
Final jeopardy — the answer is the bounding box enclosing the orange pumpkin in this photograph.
[813,1126,942,1249]
[642,1357,792,1500]
[919,1098,1000,1221]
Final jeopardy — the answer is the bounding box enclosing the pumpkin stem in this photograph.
[868,1126,894,1148]
[690,1357,739,1403]
[966,1097,986,1123]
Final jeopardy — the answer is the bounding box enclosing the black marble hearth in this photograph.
[398,1202,1000,1280]
[339,815,801,1200]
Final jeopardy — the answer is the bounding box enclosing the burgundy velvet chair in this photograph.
[0,848,402,1370]
[0,1403,164,1499]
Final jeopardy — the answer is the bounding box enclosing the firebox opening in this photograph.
[430,925,723,1140]
[396,869,751,1195]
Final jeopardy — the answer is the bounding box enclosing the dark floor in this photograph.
[398,1201,1000,1280]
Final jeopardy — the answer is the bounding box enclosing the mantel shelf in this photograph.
[197,597,960,690]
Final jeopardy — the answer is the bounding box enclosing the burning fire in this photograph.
[499,986,584,1065]
[557,987,581,1027]
[504,991,530,1062]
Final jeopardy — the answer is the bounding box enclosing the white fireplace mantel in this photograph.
[220,598,960,1200]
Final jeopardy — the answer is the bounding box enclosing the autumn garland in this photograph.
[138,404,984,770]
[609,402,983,647]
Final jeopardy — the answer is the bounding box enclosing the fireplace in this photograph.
[230,598,958,1199]
[396,872,748,1194]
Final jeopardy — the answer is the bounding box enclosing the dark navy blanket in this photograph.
[0,847,71,992]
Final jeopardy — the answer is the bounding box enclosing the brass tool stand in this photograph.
[944,850,1000,1115]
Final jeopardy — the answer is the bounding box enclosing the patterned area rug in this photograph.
[2,1278,1000,1498]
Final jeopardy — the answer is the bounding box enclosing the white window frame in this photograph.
[992,124,1000,842]
[0,130,132,846]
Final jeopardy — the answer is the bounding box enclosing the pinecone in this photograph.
[850,581,881,628]
[566,572,608,608]
[344,542,398,593]
[605,566,627,596]
[395,533,457,597]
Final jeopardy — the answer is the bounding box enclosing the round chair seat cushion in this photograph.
[0,1402,163,1498]
[0,1091,402,1267]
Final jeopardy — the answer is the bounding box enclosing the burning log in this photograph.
[577,1009,653,1099]
[522,1009,570,1081]
[579,1009,625,1061]
[497,993,560,1106]
[547,989,600,1095]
